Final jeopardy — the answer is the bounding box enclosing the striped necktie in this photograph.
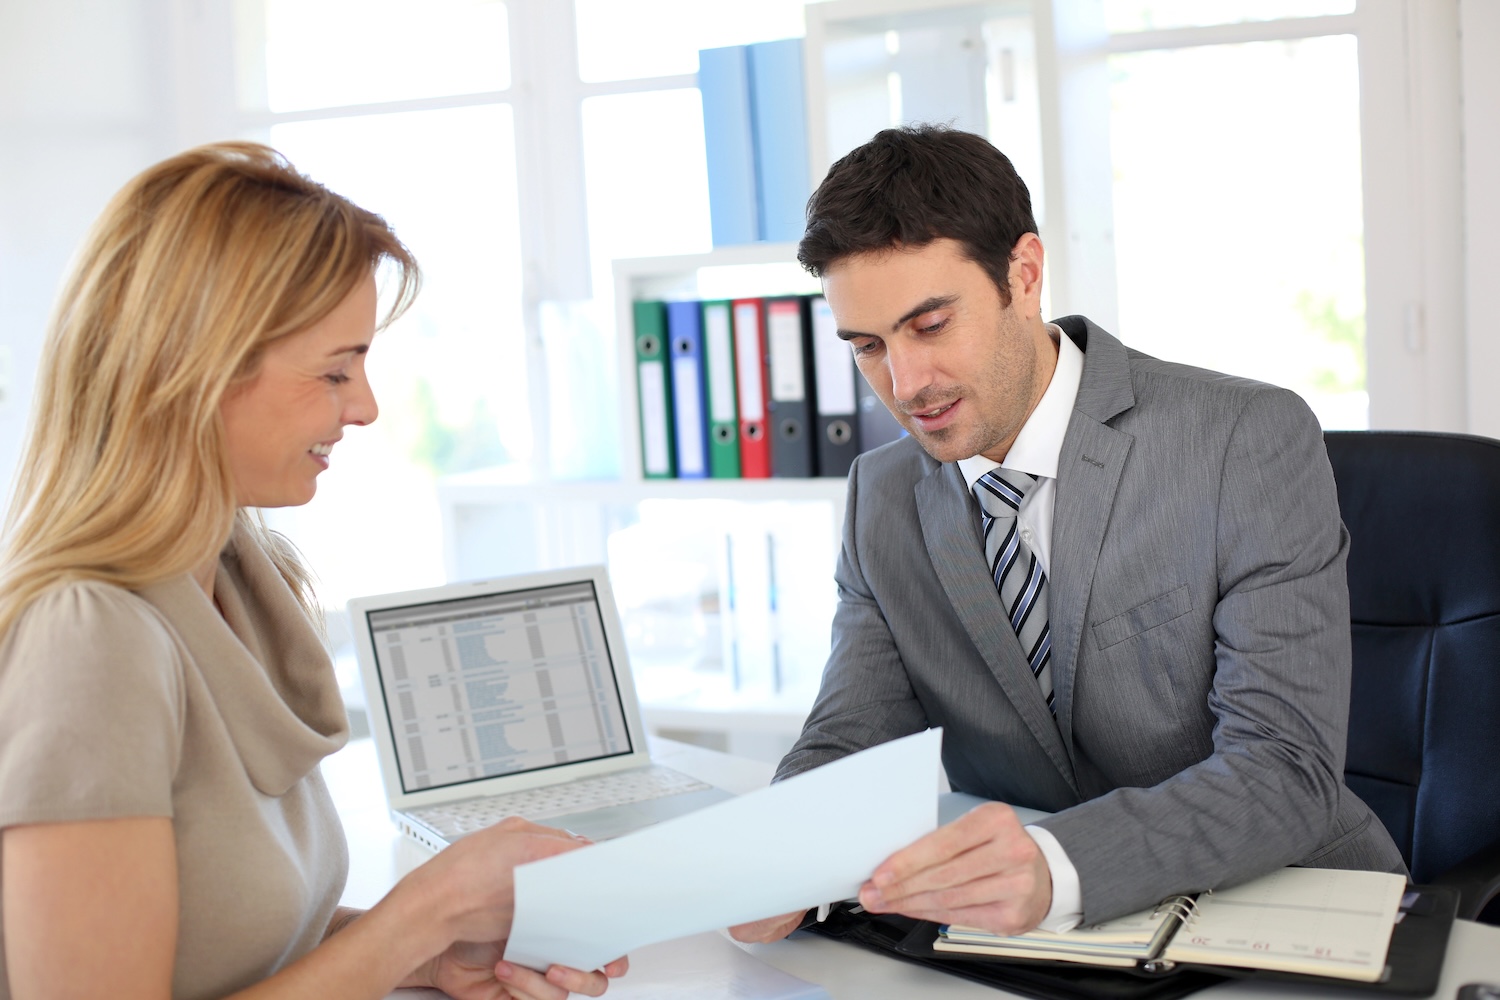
[973,468,1055,714]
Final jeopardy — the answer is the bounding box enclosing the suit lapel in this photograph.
[917,463,1077,792]
[1051,419,1132,751]
[1049,317,1138,755]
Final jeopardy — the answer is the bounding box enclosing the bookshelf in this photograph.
[612,242,825,487]
[436,245,850,759]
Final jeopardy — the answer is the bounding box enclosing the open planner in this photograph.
[935,867,1406,982]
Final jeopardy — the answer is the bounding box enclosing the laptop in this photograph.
[348,565,735,850]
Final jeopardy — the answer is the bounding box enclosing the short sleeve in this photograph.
[0,582,185,828]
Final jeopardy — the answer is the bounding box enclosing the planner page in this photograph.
[1163,867,1406,981]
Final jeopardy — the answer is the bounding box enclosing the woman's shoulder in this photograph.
[4,577,185,678]
[0,578,189,826]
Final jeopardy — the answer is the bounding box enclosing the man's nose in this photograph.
[887,340,936,405]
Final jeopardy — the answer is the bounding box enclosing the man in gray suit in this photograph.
[733,125,1404,944]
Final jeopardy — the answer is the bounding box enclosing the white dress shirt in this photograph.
[956,323,1085,933]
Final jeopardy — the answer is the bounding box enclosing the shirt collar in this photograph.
[959,322,1084,492]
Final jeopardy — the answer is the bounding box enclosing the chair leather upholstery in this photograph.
[1324,431,1500,894]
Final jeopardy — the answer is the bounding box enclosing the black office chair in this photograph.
[1324,430,1500,922]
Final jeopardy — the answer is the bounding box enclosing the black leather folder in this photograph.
[804,884,1456,1000]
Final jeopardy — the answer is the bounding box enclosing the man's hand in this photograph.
[729,909,809,944]
[858,802,1052,935]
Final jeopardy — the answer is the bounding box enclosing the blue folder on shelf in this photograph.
[667,300,710,480]
[747,38,811,244]
[700,45,760,247]
[700,38,810,246]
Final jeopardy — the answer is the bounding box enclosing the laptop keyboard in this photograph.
[410,766,713,837]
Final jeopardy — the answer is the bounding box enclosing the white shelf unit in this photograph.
[612,242,821,486]
[436,245,851,761]
[436,471,849,582]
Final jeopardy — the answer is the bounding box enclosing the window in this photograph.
[808,1,1368,427]
[265,106,527,601]
[1108,34,1366,426]
[234,0,821,721]
[238,1,526,613]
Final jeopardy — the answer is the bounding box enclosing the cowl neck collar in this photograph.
[137,521,348,796]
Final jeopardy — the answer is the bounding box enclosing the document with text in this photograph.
[504,729,943,971]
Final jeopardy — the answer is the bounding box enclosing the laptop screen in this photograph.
[363,579,635,794]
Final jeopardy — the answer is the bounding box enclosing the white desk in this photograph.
[321,737,1500,998]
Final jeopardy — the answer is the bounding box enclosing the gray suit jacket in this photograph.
[777,316,1406,923]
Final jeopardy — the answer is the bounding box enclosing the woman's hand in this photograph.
[390,816,579,947]
[416,940,628,1000]
[392,816,629,998]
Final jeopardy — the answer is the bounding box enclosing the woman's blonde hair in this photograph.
[0,141,419,637]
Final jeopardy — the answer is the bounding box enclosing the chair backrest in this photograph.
[1324,430,1500,883]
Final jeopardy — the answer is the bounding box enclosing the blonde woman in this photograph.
[0,143,626,1000]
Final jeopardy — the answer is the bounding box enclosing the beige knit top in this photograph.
[0,522,349,999]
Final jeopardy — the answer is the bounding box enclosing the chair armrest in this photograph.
[1429,839,1500,922]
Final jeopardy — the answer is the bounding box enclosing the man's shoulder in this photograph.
[849,433,937,484]
[1063,314,1308,417]
[1119,346,1317,434]
[843,435,954,522]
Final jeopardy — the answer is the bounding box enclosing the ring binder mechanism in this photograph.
[1151,896,1196,925]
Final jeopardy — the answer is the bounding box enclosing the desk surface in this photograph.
[321,737,1500,999]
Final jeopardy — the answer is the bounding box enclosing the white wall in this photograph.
[1462,0,1500,438]
[0,0,236,489]
[0,0,173,490]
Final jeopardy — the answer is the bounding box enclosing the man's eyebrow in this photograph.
[893,295,958,331]
[835,294,960,341]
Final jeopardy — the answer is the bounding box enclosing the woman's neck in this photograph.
[191,556,217,602]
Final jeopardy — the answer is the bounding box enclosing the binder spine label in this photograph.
[767,305,806,401]
[672,352,707,477]
[811,298,857,415]
[734,302,766,420]
[638,360,671,476]
[705,306,737,423]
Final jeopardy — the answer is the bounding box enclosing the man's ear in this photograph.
[1009,233,1045,317]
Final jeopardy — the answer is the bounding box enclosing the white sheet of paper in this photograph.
[504,728,942,971]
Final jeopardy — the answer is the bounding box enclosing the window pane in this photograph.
[252,0,509,112]
[1109,35,1366,427]
[554,90,713,481]
[574,0,805,82]
[1104,1,1354,34]
[582,89,712,273]
[264,105,526,606]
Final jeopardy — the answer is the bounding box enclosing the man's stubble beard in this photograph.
[905,310,1039,465]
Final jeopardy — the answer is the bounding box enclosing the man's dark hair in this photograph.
[797,124,1037,305]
